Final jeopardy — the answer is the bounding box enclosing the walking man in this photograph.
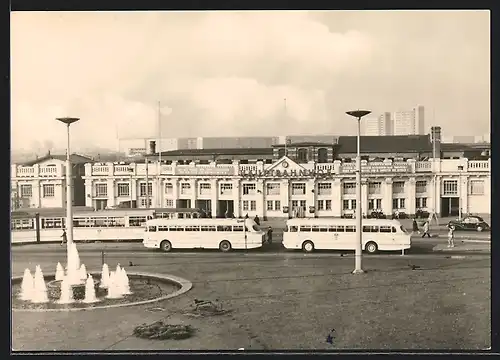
[447,224,455,248]
[412,218,420,235]
[266,226,273,244]
[61,228,67,246]
[421,221,431,238]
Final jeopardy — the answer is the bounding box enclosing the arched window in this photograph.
[318,148,328,163]
[297,148,308,163]
[278,148,286,158]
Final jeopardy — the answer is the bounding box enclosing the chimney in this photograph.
[430,126,441,159]
[148,140,156,155]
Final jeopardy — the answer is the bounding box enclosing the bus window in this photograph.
[300,226,311,232]
[176,226,185,231]
[380,226,392,233]
[106,217,126,227]
[201,226,210,232]
[208,226,216,231]
[178,213,185,219]
[319,227,328,232]
[158,226,169,232]
[216,225,225,232]
[336,226,345,232]
[129,216,147,227]
[391,227,397,233]
[327,226,335,232]
[311,226,320,232]
[233,225,244,232]
[11,218,35,230]
[191,226,200,231]
[289,226,298,232]
[363,226,379,233]
[345,225,355,232]
[148,226,157,232]
[169,226,177,231]
[41,218,64,229]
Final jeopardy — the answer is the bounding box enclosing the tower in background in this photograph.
[393,105,425,135]
[360,112,392,136]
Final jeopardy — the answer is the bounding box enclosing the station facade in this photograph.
[11,128,491,218]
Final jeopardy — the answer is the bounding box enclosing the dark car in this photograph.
[448,216,490,232]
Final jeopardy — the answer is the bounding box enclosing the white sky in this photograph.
[11,10,490,153]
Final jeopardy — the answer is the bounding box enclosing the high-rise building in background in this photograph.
[392,105,425,135]
[360,112,392,136]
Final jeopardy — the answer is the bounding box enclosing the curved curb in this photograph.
[12,271,192,313]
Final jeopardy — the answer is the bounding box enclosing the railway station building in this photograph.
[11,127,490,219]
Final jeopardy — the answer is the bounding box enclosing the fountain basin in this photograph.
[12,272,192,312]
[46,279,102,301]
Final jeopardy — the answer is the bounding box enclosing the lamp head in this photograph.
[56,117,80,125]
[346,110,371,119]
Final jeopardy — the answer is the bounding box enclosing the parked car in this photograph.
[448,216,490,232]
[368,211,387,219]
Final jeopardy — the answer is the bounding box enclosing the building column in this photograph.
[190,179,197,209]
[461,175,468,215]
[382,178,393,215]
[282,179,290,218]
[307,179,316,218]
[107,178,115,207]
[34,179,41,208]
[406,178,416,215]
[257,179,265,218]
[233,179,241,218]
[331,178,342,217]
[172,178,180,207]
[361,181,368,217]
[211,179,219,218]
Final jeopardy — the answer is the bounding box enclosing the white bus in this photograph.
[142,218,265,252]
[283,218,411,253]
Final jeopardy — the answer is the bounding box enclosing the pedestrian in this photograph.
[447,224,455,248]
[245,213,249,219]
[224,209,229,218]
[421,221,431,238]
[266,226,273,244]
[254,215,260,226]
[412,218,420,234]
[61,228,67,246]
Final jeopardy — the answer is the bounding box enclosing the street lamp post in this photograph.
[346,110,371,274]
[55,117,80,266]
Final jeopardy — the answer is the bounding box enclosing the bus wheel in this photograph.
[160,240,172,252]
[219,240,232,252]
[365,242,378,254]
[302,241,314,253]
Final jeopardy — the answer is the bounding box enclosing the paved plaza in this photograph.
[12,239,490,351]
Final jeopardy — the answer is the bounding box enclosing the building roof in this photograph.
[22,153,94,166]
[157,148,273,157]
[336,135,432,154]
[441,142,490,152]
[272,142,335,147]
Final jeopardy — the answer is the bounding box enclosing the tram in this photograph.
[11,207,204,244]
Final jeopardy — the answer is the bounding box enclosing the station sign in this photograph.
[239,169,335,178]
[340,163,410,174]
[175,166,235,176]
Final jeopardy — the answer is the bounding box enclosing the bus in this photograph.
[142,218,265,252]
[11,207,204,244]
[282,218,411,254]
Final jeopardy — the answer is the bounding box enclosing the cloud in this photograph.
[10,11,489,153]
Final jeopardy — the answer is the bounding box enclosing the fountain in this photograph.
[19,268,34,301]
[83,275,98,303]
[79,264,87,280]
[100,264,110,288]
[106,271,123,299]
[15,237,136,306]
[57,276,74,304]
[32,266,48,303]
[55,262,65,281]
[120,268,132,295]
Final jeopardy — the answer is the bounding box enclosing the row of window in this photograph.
[148,225,248,232]
[16,179,486,199]
[10,216,151,230]
[287,225,399,233]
